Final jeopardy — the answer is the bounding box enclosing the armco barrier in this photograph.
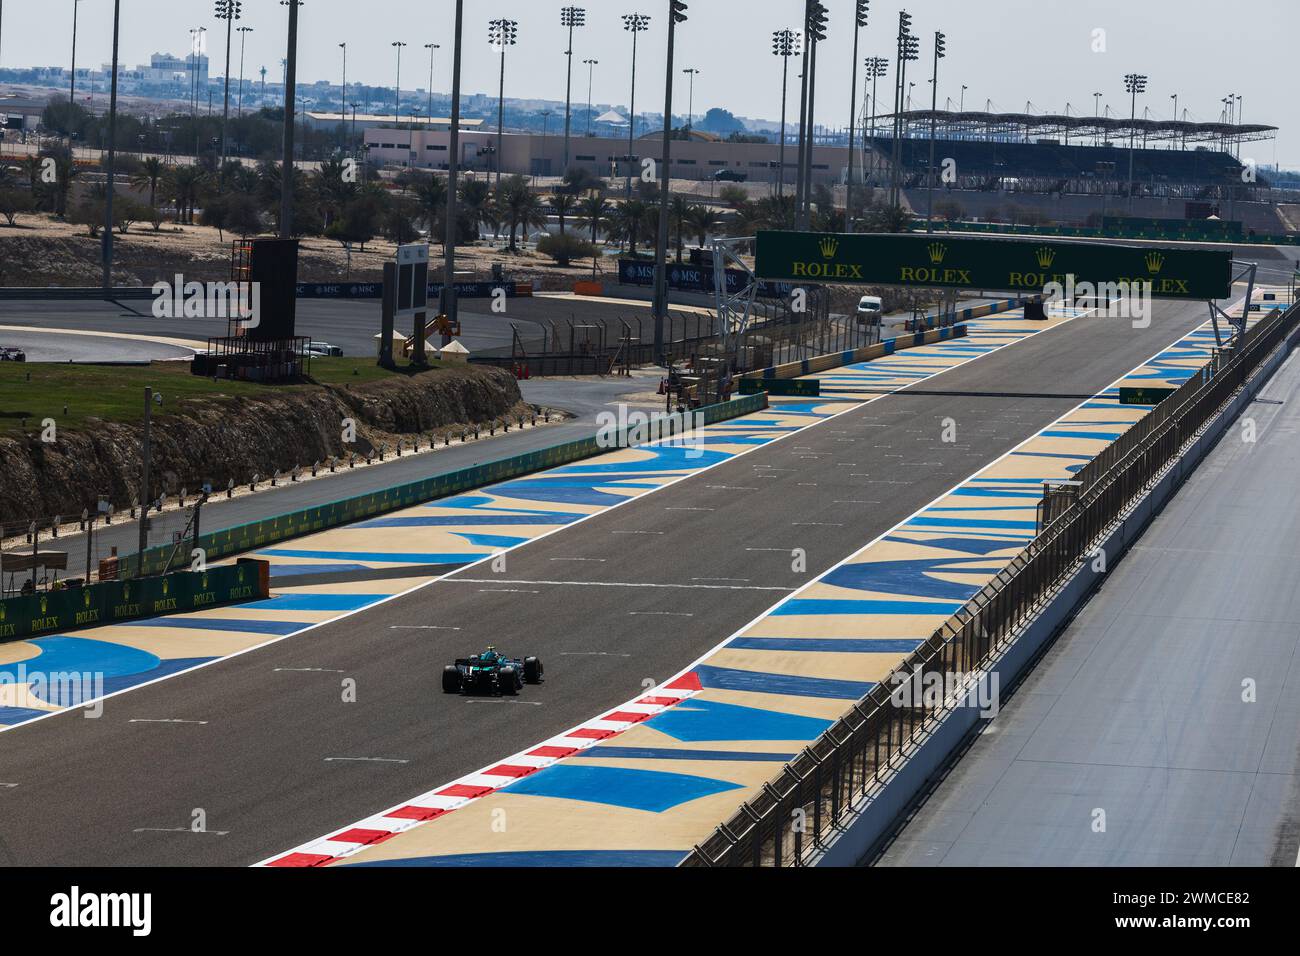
[682,300,1300,867]
[0,558,269,642]
[121,393,768,579]
[741,323,969,382]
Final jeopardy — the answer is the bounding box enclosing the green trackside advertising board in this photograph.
[754,231,1234,300]
[1119,386,1179,406]
[739,378,821,397]
[0,559,269,642]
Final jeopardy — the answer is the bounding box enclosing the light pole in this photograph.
[440,0,466,340]
[560,7,586,176]
[1123,72,1148,214]
[682,68,699,132]
[215,1,242,182]
[846,1,869,233]
[622,13,651,197]
[925,30,946,233]
[424,43,439,120]
[194,27,208,118]
[1093,91,1102,146]
[280,0,301,238]
[137,388,158,560]
[101,0,121,295]
[864,56,887,189]
[583,58,598,137]
[69,0,81,105]
[1235,93,1244,159]
[796,2,828,229]
[237,27,252,117]
[488,19,518,193]
[772,29,799,199]
[960,84,967,113]
[890,11,918,210]
[654,0,689,369]
[392,41,407,125]
[338,42,347,119]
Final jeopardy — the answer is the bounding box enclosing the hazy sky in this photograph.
[1,0,1295,166]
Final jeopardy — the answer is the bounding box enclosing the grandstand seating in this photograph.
[868,137,1252,187]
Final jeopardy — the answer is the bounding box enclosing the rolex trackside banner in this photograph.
[753,231,1233,300]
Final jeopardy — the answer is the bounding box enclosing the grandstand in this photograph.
[862,109,1293,237]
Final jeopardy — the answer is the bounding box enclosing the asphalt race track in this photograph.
[0,298,1217,866]
[0,294,688,360]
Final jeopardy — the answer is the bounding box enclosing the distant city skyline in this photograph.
[0,0,1294,167]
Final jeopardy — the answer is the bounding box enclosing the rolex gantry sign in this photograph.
[754,231,1233,300]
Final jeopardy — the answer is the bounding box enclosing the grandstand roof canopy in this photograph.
[880,109,1277,145]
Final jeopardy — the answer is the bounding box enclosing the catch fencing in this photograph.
[680,299,1300,867]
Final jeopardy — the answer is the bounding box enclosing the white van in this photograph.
[855,295,883,325]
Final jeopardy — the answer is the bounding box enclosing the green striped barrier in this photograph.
[0,559,269,642]
[121,394,769,579]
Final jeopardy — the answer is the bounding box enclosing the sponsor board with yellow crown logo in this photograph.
[0,560,268,642]
[754,231,1232,300]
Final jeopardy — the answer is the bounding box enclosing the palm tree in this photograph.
[496,176,546,253]
[548,192,577,235]
[313,158,360,230]
[165,165,207,224]
[684,204,723,248]
[670,194,691,263]
[458,178,492,239]
[131,156,165,208]
[754,193,796,230]
[415,175,448,244]
[613,199,648,255]
[578,194,612,247]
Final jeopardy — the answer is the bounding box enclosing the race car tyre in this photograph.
[498,666,519,695]
[523,656,543,684]
[441,665,462,694]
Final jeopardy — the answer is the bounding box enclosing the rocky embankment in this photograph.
[0,365,528,525]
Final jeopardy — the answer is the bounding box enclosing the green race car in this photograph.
[442,646,544,696]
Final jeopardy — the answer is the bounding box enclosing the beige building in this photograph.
[360,125,855,187]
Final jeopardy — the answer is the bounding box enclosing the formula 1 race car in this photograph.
[442,646,544,696]
[0,346,26,362]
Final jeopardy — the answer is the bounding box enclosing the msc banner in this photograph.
[618,259,796,299]
[296,281,528,300]
[754,231,1233,300]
